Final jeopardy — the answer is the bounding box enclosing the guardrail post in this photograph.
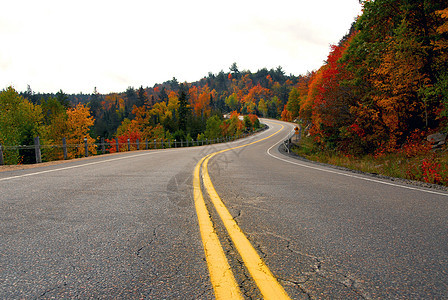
[285,138,291,153]
[84,137,89,157]
[127,138,130,151]
[101,137,105,154]
[62,137,68,160]
[153,139,156,149]
[116,138,119,153]
[34,136,42,163]
[168,139,171,148]
[181,140,183,147]
[186,139,189,147]
[136,139,140,150]
[0,143,4,165]
[174,139,177,148]
[145,139,148,150]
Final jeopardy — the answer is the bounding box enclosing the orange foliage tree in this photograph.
[190,85,214,117]
[221,111,244,137]
[299,40,354,149]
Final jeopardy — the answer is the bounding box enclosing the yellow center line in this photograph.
[193,155,243,299]
[193,122,291,299]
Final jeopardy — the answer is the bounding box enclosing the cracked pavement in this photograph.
[0,148,213,299]
[1,120,448,299]
[206,120,448,299]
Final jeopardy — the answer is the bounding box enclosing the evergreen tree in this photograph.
[230,62,240,79]
[137,86,148,107]
[178,83,189,132]
[125,87,137,117]
[56,89,70,109]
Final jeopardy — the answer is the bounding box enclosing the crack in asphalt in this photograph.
[136,224,167,258]
[278,276,312,299]
[235,209,242,220]
[264,231,371,299]
[196,287,214,299]
[36,282,68,299]
[232,253,259,299]
[222,229,260,299]
[228,206,269,261]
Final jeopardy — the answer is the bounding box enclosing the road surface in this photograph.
[1,119,447,298]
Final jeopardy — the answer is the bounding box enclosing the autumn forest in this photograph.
[1,0,448,184]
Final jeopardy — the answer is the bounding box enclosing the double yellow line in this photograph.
[193,125,291,299]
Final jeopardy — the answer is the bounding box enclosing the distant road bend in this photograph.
[1,119,447,299]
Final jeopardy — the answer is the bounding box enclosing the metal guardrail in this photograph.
[282,131,295,153]
[0,128,266,166]
[282,126,301,153]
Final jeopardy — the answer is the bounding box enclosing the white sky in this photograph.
[0,0,362,94]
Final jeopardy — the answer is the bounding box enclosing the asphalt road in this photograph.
[0,146,216,298]
[1,119,447,299]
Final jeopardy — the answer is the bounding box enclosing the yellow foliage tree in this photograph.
[65,104,96,158]
[371,20,429,150]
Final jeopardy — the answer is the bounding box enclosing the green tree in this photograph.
[0,87,42,164]
[230,62,240,79]
[41,96,66,125]
[225,93,239,111]
[178,83,189,132]
[88,87,102,119]
[137,86,148,107]
[286,87,301,120]
[258,98,268,117]
[243,115,252,131]
[169,77,179,91]
[40,96,69,161]
[56,89,70,109]
[125,87,138,118]
[268,96,280,118]
[205,115,223,139]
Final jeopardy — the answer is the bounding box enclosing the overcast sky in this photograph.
[0,1,362,94]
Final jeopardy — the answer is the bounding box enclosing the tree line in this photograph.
[1,63,298,164]
[0,74,268,164]
[282,0,448,156]
[3,0,446,164]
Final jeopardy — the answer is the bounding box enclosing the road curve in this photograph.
[1,119,448,299]
[207,119,448,299]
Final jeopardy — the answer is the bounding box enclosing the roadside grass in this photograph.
[291,136,448,187]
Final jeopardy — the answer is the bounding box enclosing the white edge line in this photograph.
[265,122,448,198]
[0,133,267,183]
[0,148,187,182]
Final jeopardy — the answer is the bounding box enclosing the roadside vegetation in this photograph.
[292,135,448,186]
[1,0,448,189]
[281,1,448,187]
